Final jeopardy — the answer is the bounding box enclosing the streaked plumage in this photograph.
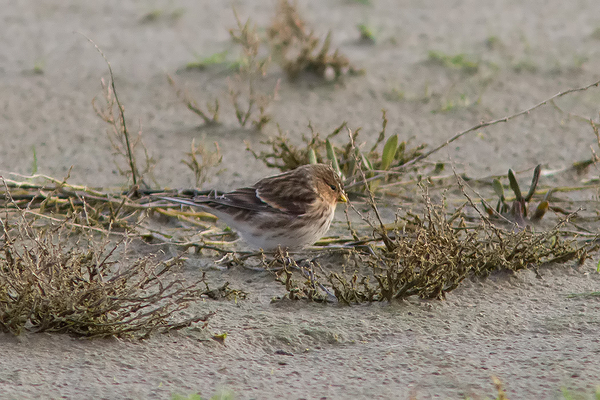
[161,164,347,250]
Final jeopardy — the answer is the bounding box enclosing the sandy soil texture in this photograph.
[2,0,600,399]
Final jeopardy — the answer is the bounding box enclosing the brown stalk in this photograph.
[83,35,139,187]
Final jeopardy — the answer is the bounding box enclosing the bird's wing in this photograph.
[160,167,318,216]
[253,174,317,215]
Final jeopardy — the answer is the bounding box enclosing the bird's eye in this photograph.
[329,184,337,191]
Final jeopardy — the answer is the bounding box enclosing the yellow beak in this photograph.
[338,191,348,203]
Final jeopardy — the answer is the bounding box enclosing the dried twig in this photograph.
[400,78,600,170]
[83,35,140,187]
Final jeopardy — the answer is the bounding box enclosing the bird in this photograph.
[160,163,348,251]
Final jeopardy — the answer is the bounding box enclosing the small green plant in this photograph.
[512,58,538,73]
[31,146,38,175]
[382,87,405,102]
[428,50,479,74]
[560,386,600,400]
[485,35,503,50]
[32,59,45,74]
[573,54,589,70]
[482,165,550,226]
[139,8,184,23]
[436,93,474,113]
[185,50,230,71]
[357,23,376,43]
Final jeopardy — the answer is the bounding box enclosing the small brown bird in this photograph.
[161,164,347,250]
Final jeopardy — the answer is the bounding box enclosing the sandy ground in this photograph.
[2,0,600,399]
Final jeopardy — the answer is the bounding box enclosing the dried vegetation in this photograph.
[240,127,596,304]
[170,0,358,131]
[268,0,360,80]
[2,5,600,340]
[0,208,216,338]
[267,187,584,303]
[247,111,427,192]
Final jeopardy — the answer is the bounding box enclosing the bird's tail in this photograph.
[157,196,206,208]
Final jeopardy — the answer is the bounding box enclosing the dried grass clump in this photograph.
[247,122,348,171]
[0,212,214,338]
[247,112,426,191]
[270,188,583,304]
[182,139,223,188]
[268,0,358,80]
[0,174,241,253]
[356,198,578,301]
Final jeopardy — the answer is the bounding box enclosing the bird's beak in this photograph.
[338,191,348,203]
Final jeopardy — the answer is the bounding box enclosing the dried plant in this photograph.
[269,186,582,304]
[93,78,156,189]
[0,210,216,338]
[258,130,587,304]
[482,165,551,226]
[0,176,228,247]
[268,0,359,80]
[227,74,274,130]
[88,38,154,190]
[168,74,220,125]
[247,112,426,191]
[172,10,276,131]
[228,10,276,130]
[182,139,223,188]
[492,376,509,400]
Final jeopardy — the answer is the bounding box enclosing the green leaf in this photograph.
[507,169,522,201]
[326,139,342,177]
[185,50,229,70]
[308,148,317,164]
[524,164,541,202]
[380,134,398,170]
[492,178,505,201]
[212,332,227,345]
[396,141,406,157]
[361,153,373,170]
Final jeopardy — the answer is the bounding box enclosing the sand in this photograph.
[1,0,600,398]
